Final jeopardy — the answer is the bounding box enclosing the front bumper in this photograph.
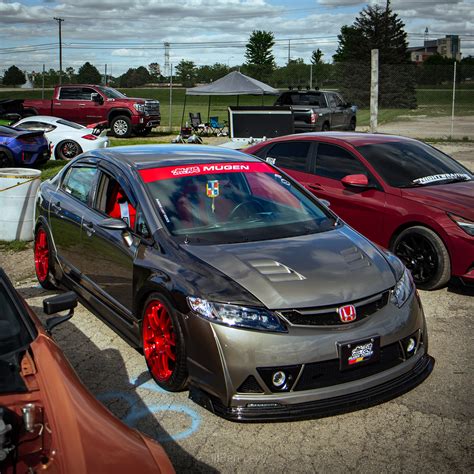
[190,353,434,421]
[131,115,161,127]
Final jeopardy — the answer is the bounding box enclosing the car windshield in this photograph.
[140,161,338,244]
[356,141,473,188]
[0,281,33,356]
[96,86,127,99]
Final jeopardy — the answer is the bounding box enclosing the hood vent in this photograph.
[247,259,306,282]
[340,246,371,270]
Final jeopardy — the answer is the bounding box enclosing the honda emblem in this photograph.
[338,304,357,323]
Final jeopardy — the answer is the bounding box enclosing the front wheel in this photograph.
[391,226,451,290]
[111,115,132,138]
[56,140,82,160]
[0,148,14,168]
[34,226,57,290]
[142,294,188,391]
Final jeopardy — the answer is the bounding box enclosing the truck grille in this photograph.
[144,100,160,116]
[278,291,390,327]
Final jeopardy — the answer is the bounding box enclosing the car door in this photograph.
[327,92,345,129]
[55,87,85,122]
[79,164,137,316]
[48,161,99,278]
[262,141,315,189]
[308,142,387,243]
[79,87,107,124]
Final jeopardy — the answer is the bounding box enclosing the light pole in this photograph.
[54,17,64,85]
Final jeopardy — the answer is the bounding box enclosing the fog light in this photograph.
[272,371,286,387]
[406,337,416,353]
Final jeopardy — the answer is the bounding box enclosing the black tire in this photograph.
[0,148,14,168]
[349,117,356,131]
[55,140,82,161]
[322,122,330,132]
[135,127,152,137]
[141,292,188,392]
[391,226,451,290]
[111,115,132,138]
[34,225,58,290]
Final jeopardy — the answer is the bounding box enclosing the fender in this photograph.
[107,108,133,123]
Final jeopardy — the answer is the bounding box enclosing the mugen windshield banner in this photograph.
[139,162,273,182]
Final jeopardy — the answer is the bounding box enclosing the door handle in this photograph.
[79,103,85,107]
[307,183,323,191]
[51,201,61,211]
[55,103,61,106]
[83,221,95,236]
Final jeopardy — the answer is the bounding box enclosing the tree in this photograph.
[32,68,59,87]
[175,60,197,87]
[333,3,416,108]
[245,30,275,81]
[3,65,26,87]
[271,59,310,88]
[148,62,162,81]
[196,63,229,83]
[65,67,77,84]
[77,62,102,84]
[119,66,151,87]
[311,49,323,65]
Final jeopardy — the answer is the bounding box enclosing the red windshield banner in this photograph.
[139,162,274,182]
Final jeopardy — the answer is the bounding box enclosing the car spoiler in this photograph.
[86,120,108,136]
[0,125,44,139]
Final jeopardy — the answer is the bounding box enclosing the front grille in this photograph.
[294,341,403,391]
[144,100,160,116]
[279,291,390,327]
[237,375,264,393]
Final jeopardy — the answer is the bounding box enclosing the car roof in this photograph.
[87,144,262,169]
[18,116,62,124]
[256,132,419,147]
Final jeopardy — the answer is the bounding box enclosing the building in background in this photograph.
[408,35,462,63]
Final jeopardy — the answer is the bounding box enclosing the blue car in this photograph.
[0,125,50,167]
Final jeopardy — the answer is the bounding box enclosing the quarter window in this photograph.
[62,166,97,204]
[59,87,96,100]
[315,144,369,180]
[266,142,311,172]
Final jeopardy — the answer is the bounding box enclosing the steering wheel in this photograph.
[229,200,265,220]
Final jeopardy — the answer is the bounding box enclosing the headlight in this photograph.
[390,268,414,308]
[448,213,474,236]
[187,297,286,333]
[133,103,146,113]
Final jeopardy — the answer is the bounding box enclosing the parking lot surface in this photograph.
[1,144,473,473]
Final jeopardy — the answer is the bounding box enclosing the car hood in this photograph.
[184,226,396,309]
[401,181,474,219]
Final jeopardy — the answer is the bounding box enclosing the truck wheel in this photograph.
[111,115,132,138]
[322,122,330,132]
[0,148,14,167]
[56,140,82,160]
[135,127,152,137]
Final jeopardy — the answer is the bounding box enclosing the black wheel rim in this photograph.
[61,141,79,159]
[0,153,10,167]
[394,233,438,285]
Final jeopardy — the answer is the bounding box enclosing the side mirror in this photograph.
[44,291,78,333]
[98,217,128,231]
[341,174,371,188]
[91,93,103,104]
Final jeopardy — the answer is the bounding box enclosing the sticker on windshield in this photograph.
[412,173,470,185]
[206,180,220,198]
[155,198,170,223]
[139,162,273,182]
[266,157,276,165]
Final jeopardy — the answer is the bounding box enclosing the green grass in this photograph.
[40,160,67,181]
[0,240,30,252]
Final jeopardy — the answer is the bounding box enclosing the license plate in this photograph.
[338,336,380,371]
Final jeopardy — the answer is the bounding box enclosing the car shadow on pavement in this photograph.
[24,294,218,473]
[447,279,474,296]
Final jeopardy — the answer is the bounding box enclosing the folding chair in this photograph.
[208,116,228,136]
[189,112,207,135]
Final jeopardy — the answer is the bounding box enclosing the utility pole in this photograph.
[288,39,291,64]
[370,49,379,133]
[105,64,108,86]
[54,17,64,85]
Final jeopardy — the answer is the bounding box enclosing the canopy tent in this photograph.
[182,71,279,125]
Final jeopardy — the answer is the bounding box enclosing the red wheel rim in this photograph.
[143,301,176,382]
[34,228,49,282]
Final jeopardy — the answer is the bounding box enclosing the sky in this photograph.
[1,0,473,77]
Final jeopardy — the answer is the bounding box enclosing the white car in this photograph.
[13,115,109,160]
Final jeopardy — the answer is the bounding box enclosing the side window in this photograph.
[79,88,97,100]
[266,142,311,172]
[315,144,369,181]
[333,94,344,107]
[17,121,56,132]
[327,93,337,108]
[95,172,136,229]
[59,88,81,100]
[62,166,98,204]
[135,208,151,238]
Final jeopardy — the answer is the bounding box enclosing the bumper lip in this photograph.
[189,353,434,422]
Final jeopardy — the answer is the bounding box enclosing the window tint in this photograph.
[315,144,368,180]
[327,94,338,108]
[267,142,310,172]
[278,93,324,106]
[57,119,84,130]
[59,87,96,100]
[62,166,97,204]
[16,121,56,132]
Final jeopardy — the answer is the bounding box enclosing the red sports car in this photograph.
[246,133,474,290]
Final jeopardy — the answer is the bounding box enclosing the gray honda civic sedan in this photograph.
[34,145,434,421]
